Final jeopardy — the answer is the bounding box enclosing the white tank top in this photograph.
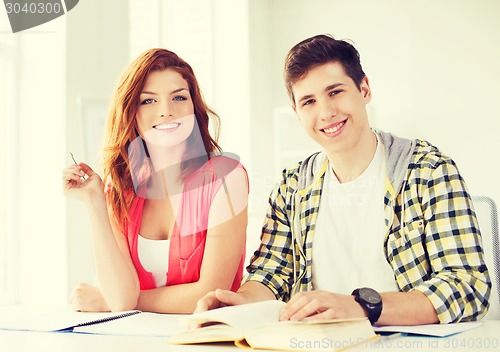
[137,235,170,288]
[312,137,398,294]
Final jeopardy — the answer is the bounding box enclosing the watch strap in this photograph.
[351,288,382,325]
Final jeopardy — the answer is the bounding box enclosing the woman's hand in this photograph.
[62,162,104,203]
[279,291,366,321]
[69,283,111,312]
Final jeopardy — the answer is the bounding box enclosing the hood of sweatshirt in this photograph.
[297,129,416,196]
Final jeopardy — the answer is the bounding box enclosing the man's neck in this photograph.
[326,130,378,184]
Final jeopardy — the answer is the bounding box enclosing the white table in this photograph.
[1,305,499,351]
[356,320,499,352]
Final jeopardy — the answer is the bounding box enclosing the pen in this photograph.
[70,152,78,165]
[69,152,85,181]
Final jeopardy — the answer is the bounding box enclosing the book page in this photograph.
[73,312,186,337]
[183,300,286,332]
[169,323,245,344]
[171,302,377,350]
[245,318,376,351]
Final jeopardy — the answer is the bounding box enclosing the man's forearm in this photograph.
[377,290,439,326]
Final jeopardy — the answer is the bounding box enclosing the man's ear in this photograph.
[360,76,372,103]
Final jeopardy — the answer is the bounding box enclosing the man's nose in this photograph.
[319,99,337,120]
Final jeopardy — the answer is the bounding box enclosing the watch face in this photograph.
[359,288,381,304]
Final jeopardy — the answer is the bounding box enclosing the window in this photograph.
[0,33,18,304]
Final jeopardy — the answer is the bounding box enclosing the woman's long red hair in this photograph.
[102,48,221,226]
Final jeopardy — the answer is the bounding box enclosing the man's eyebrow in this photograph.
[325,83,345,91]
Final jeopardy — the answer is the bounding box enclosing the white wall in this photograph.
[65,0,129,292]
[249,0,500,225]
[59,0,500,298]
[6,0,499,303]
[14,17,67,304]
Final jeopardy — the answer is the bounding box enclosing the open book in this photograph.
[169,300,377,351]
[0,305,184,337]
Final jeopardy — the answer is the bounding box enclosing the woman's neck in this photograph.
[146,143,185,174]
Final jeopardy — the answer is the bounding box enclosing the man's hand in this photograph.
[194,289,247,313]
[279,290,366,321]
[195,281,277,314]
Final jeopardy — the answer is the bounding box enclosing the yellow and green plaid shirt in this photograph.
[246,130,491,323]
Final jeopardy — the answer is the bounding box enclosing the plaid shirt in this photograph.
[246,130,491,323]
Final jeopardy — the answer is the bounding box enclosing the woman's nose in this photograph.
[158,102,173,118]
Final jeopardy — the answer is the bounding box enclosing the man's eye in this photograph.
[303,99,314,106]
[329,90,342,96]
[141,98,155,105]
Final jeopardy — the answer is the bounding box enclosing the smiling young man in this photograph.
[196,34,491,325]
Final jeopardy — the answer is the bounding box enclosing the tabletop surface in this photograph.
[1,305,499,352]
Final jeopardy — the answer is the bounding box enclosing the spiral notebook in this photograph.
[0,305,185,336]
[0,308,141,332]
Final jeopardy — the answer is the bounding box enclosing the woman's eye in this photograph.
[141,98,155,105]
[173,95,187,101]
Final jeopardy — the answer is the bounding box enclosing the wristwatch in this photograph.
[351,287,382,325]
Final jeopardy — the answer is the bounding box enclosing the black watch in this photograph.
[351,287,382,325]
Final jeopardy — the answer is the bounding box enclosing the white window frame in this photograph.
[0,34,19,305]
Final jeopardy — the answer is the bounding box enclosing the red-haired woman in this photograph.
[62,49,248,313]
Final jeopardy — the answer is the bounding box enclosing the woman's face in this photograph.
[136,69,195,148]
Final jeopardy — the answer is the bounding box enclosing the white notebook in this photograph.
[0,305,185,337]
[73,311,185,336]
[374,322,482,337]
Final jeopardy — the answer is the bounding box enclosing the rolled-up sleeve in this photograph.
[245,171,296,301]
[412,158,491,323]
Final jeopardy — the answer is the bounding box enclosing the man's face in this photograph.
[292,62,372,155]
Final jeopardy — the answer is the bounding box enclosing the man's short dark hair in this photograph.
[284,34,366,103]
